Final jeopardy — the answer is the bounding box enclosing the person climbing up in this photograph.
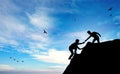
[84,30,101,43]
[68,39,84,60]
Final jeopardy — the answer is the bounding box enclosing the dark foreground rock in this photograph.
[63,39,120,74]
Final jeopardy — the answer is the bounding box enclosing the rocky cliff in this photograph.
[63,39,120,74]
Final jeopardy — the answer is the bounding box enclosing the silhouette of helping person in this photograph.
[68,39,84,60]
[84,30,101,43]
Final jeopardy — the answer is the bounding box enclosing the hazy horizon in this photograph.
[0,70,62,74]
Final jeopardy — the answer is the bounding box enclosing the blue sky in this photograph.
[0,0,120,73]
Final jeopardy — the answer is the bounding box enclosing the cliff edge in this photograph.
[63,39,120,74]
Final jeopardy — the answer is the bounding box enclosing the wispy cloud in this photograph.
[0,0,20,14]
[32,49,69,64]
[0,15,26,34]
[49,65,65,69]
[19,45,69,64]
[0,15,27,47]
[27,7,55,30]
[0,0,69,66]
[0,0,52,50]
[0,36,18,45]
[0,64,15,71]
[30,33,49,43]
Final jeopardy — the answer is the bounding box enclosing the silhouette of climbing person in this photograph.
[68,39,84,60]
[84,30,101,43]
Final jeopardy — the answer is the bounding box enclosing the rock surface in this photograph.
[63,39,120,74]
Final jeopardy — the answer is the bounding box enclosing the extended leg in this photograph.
[68,49,73,60]
[97,38,100,43]
[92,39,96,43]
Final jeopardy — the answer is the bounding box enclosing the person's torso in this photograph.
[69,43,78,49]
[91,32,99,38]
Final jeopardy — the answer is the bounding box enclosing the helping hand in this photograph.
[82,41,85,44]
[78,48,81,50]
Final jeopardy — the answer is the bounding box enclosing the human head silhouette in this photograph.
[87,30,91,34]
[75,39,79,43]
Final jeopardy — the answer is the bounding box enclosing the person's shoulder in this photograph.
[93,31,98,33]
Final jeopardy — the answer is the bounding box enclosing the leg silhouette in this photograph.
[68,49,73,60]
[97,38,100,43]
[92,39,96,43]
[74,48,77,54]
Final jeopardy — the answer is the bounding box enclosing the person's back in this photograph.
[91,32,100,39]
[85,30,101,43]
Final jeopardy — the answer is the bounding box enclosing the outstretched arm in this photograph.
[84,36,91,42]
[77,46,81,50]
[78,42,84,44]
[97,33,101,37]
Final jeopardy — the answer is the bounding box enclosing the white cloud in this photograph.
[26,32,51,51]
[0,2,55,66]
[19,49,34,54]
[0,0,86,69]
[48,65,66,70]
[15,48,70,67]
[0,36,18,45]
[28,42,48,50]
[32,49,70,64]
[30,33,49,43]
[0,0,20,15]
[27,7,54,29]
[0,14,29,47]
[0,14,26,34]
[0,64,15,71]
